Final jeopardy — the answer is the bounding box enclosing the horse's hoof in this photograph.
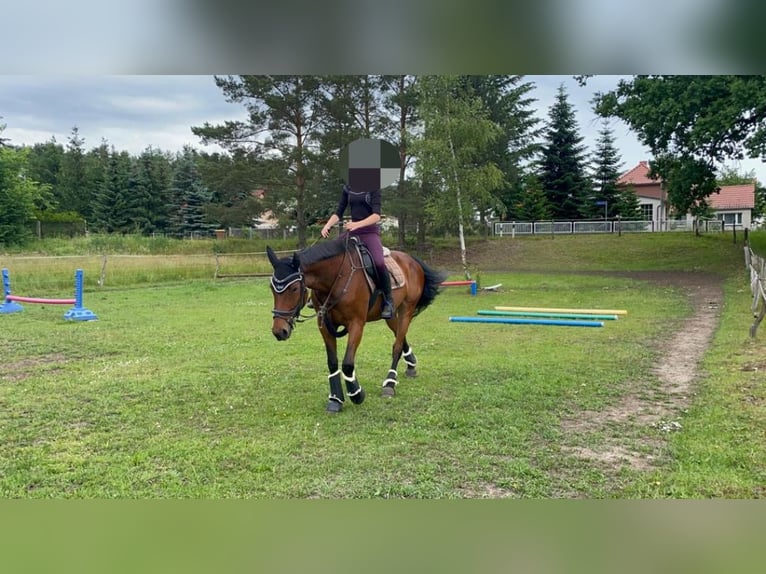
[381,385,396,398]
[349,388,366,405]
[326,400,343,413]
[405,367,418,378]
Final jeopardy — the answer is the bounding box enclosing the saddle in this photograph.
[348,236,405,292]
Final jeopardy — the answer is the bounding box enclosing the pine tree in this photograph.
[460,75,541,223]
[136,147,174,233]
[517,173,552,221]
[58,127,91,218]
[123,157,154,233]
[169,148,213,237]
[587,120,624,219]
[192,75,324,248]
[539,84,590,219]
[91,148,131,233]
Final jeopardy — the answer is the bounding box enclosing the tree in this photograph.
[0,117,10,148]
[58,127,91,218]
[26,138,64,212]
[379,75,423,247]
[460,75,541,225]
[516,173,552,221]
[192,75,324,248]
[0,147,49,245]
[197,149,264,228]
[168,148,213,237]
[594,75,766,215]
[314,75,386,230]
[414,75,503,277]
[91,148,132,233]
[586,120,624,219]
[539,84,591,219]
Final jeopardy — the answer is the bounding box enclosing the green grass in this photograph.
[1,231,764,498]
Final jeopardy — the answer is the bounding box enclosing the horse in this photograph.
[266,236,447,413]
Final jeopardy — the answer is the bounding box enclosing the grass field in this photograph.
[1,231,764,498]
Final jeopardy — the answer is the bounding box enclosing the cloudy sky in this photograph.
[1,75,763,183]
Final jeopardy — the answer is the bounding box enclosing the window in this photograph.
[640,204,653,221]
[718,212,742,226]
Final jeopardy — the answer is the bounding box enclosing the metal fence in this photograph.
[493,219,726,236]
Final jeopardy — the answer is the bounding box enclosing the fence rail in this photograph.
[493,218,727,236]
[746,245,766,338]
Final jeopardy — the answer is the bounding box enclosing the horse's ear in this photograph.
[266,246,279,268]
[292,253,301,269]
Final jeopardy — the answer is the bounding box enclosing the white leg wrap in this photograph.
[342,370,357,383]
[327,369,341,380]
[402,347,416,367]
[382,368,398,387]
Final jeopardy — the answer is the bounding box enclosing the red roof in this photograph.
[617,160,656,186]
[709,184,755,210]
[618,161,755,209]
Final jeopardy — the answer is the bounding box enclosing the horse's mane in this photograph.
[297,237,350,268]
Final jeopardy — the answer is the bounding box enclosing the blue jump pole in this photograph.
[0,268,24,314]
[63,269,98,321]
[449,316,604,328]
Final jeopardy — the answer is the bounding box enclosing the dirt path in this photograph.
[560,271,724,472]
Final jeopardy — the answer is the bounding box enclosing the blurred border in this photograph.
[1,500,764,574]
[1,0,761,73]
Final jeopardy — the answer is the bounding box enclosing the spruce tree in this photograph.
[59,127,91,218]
[517,173,552,221]
[460,75,541,223]
[539,84,590,220]
[169,148,213,237]
[587,120,623,219]
[92,148,131,233]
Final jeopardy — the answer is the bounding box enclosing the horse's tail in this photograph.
[411,255,448,317]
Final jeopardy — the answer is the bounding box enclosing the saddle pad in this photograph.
[385,252,406,289]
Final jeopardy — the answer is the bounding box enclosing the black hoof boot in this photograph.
[326,398,343,413]
[348,387,366,405]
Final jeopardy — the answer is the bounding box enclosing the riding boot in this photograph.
[378,269,395,319]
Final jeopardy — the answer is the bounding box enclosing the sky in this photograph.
[1,75,763,183]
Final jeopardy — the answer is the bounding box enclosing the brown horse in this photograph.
[266,236,446,413]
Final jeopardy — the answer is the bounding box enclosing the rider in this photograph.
[321,178,394,319]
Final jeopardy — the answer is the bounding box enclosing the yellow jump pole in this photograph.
[495,306,628,316]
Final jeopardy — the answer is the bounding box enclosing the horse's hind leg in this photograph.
[402,339,418,378]
[321,327,345,413]
[382,313,415,398]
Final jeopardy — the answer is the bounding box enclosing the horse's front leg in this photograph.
[320,324,345,414]
[341,321,366,406]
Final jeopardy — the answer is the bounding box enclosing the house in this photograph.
[617,160,755,229]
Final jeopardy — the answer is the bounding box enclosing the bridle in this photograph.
[270,270,310,328]
[269,237,362,334]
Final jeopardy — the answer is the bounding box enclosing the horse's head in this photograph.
[266,246,307,341]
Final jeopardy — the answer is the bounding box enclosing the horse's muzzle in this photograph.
[272,323,292,341]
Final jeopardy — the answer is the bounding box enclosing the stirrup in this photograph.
[381,300,394,319]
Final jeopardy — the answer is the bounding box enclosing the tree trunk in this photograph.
[447,119,469,279]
